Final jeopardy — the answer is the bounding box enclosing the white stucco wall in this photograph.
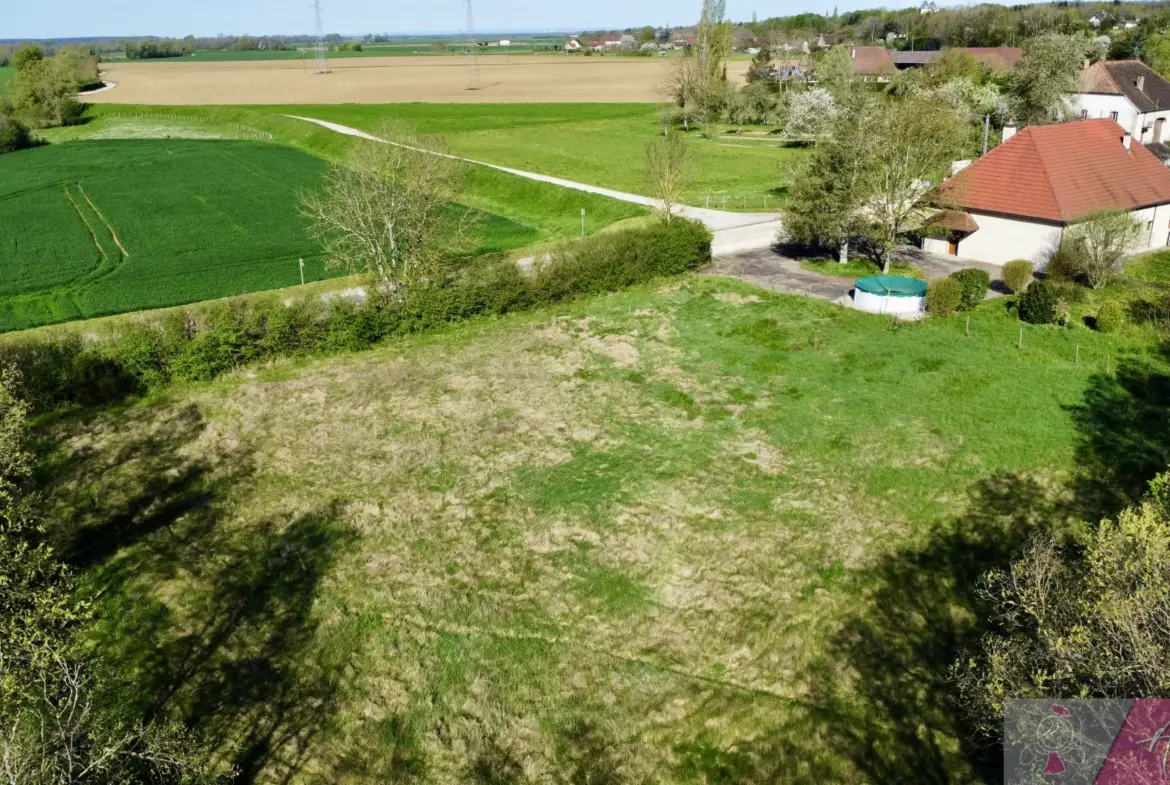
[1070,93,1170,143]
[928,205,1170,268]
[954,212,1064,267]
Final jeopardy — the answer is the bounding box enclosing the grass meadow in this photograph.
[39,273,1166,783]
[79,103,802,210]
[0,66,13,90]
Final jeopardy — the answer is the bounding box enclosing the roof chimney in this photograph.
[1124,130,1133,150]
[1084,57,1090,70]
[1138,75,1146,92]
[1002,121,1018,143]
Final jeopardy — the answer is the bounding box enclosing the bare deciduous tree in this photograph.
[300,126,476,288]
[643,132,688,222]
[1059,209,1145,289]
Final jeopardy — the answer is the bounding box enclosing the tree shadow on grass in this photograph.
[1067,354,1170,519]
[669,350,1170,783]
[39,402,360,784]
[667,472,1072,784]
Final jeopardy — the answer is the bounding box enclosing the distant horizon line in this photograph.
[3,28,683,44]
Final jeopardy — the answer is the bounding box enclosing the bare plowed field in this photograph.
[89,55,752,105]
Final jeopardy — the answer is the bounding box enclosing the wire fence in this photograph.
[694,191,780,212]
[103,111,275,142]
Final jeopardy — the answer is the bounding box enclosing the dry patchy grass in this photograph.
[41,276,1155,783]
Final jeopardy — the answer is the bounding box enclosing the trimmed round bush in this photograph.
[1001,260,1033,294]
[1095,299,1125,333]
[926,278,962,316]
[1017,279,1060,324]
[948,268,991,310]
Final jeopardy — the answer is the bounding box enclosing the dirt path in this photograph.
[286,115,784,237]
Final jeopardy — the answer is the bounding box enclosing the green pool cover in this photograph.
[855,276,928,297]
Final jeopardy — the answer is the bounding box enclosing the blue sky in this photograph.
[7,0,887,40]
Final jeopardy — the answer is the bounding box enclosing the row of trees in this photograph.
[743,1,1170,51]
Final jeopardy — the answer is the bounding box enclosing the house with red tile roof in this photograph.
[849,46,897,81]
[925,118,1170,265]
[1072,60,1170,146]
[890,47,1022,72]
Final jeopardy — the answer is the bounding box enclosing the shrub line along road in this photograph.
[284,114,784,257]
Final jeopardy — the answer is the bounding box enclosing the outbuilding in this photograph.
[925,118,1170,266]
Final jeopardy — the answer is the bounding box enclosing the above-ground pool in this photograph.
[853,276,927,316]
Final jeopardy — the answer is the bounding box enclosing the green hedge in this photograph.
[1,219,713,413]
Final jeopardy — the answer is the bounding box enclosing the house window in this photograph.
[1111,111,1120,121]
[1081,110,1089,119]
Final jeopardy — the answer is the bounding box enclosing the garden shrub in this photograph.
[1046,247,1080,283]
[0,219,713,414]
[948,268,991,310]
[1095,299,1125,333]
[926,278,962,316]
[1017,279,1060,324]
[1001,260,1033,294]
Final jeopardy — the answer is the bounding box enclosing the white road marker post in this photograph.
[299,258,305,286]
[580,208,585,238]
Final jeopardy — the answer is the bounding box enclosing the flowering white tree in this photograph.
[784,88,836,139]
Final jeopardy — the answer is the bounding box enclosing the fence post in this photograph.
[1076,343,1080,366]
[1018,328,1023,350]
[965,315,970,338]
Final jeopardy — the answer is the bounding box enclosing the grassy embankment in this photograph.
[0,66,14,90]
[40,266,1167,784]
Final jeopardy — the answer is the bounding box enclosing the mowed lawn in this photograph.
[0,136,643,331]
[0,66,13,90]
[41,276,1158,783]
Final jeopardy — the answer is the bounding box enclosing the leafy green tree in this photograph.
[815,44,854,97]
[783,95,970,270]
[8,53,85,128]
[1143,32,1170,81]
[861,97,971,270]
[782,93,873,263]
[746,44,774,84]
[10,45,44,72]
[955,472,1170,735]
[1009,33,1091,125]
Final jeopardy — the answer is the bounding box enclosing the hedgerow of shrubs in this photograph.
[948,268,991,310]
[1017,279,1061,324]
[1001,260,1033,294]
[0,219,713,413]
[926,278,962,316]
[1095,299,1125,333]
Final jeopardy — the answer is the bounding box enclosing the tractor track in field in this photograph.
[77,182,130,258]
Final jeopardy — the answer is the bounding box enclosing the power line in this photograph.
[464,0,481,91]
[312,0,331,74]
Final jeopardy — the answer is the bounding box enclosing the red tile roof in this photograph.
[850,46,897,77]
[934,119,1170,223]
[955,46,1023,70]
